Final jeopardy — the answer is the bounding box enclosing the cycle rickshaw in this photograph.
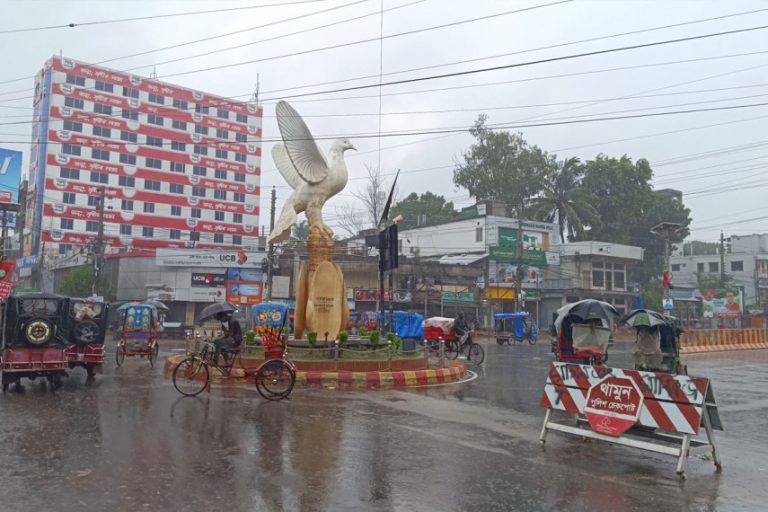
[495,312,538,345]
[172,302,296,400]
[423,316,484,364]
[623,308,687,374]
[551,299,618,365]
[115,303,160,367]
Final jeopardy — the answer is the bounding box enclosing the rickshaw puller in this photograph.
[213,311,243,363]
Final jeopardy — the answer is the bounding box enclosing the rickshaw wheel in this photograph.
[1,372,11,392]
[496,338,505,346]
[148,343,159,367]
[172,356,209,397]
[115,345,126,367]
[468,343,485,364]
[255,359,295,401]
[444,341,459,360]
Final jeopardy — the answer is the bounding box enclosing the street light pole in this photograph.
[650,222,684,302]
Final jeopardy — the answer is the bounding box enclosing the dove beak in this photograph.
[349,144,357,151]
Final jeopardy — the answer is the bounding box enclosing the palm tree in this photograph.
[528,157,600,243]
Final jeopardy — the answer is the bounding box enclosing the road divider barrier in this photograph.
[681,329,768,353]
[539,362,723,479]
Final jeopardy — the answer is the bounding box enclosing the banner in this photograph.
[226,280,263,306]
[0,148,22,204]
[701,289,742,318]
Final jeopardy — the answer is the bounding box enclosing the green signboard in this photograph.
[441,291,475,302]
[489,246,548,266]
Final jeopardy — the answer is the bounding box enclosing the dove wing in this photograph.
[276,100,328,184]
[272,144,303,190]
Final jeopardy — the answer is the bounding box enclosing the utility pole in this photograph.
[266,186,276,300]
[516,211,524,313]
[720,231,726,287]
[92,186,107,297]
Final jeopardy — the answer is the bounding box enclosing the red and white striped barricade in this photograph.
[539,362,723,478]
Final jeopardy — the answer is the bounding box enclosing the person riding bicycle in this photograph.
[212,311,243,363]
[454,312,472,345]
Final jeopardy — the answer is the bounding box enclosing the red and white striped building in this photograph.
[24,56,262,256]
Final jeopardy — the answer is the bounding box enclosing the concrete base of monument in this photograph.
[163,355,465,389]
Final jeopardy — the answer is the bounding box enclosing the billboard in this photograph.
[491,227,549,266]
[0,148,22,204]
[700,289,743,318]
[226,280,263,306]
[226,268,264,282]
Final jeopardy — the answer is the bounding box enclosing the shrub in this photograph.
[359,327,369,336]
[369,330,380,349]
[307,331,318,348]
[338,330,349,346]
[245,330,257,346]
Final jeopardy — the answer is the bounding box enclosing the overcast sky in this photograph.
[2,0,768,243]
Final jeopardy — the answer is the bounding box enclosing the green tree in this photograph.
[696,272,736,290]
[453,115,548,215]
[528,157,601,243]
[292,220,309,242]
[59,265,114,299]
[682,241,718,256]
[389,192,456,229]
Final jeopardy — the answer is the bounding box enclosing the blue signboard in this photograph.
[0,148,22,204]
[227,268,264,282]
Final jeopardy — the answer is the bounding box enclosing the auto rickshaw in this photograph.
[115,303,160,367]
[495,312,538,345]
[551,299,618,365]
[66,298,109,379]
[623,309,687,374]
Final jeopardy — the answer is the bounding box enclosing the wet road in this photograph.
[0,341,766,512]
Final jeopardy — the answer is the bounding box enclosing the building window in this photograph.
[195,124,209,135]
[697,262,705,273]
[170,229,181,240]
[143,203,155,213]
[62,143,81,156]
[62,192,75,204]
[215,149,228,160]
[90,172,108,184]
[233,213,242,223]
[59,244,73,254]
[214,211,224,221]
[121,199,134,211]
[193,144,208,155]
[234,172,245,182]
[217,109,228,120]
[214,234,224,243]
[190,231,200,242]
[171,140,186,151]
[170,183,185,194]
[671,264,681,272]
[62,120,83,132]
[94,103,112,115]
[592,265,605,288]
[95,80,113,93]
[92,126,111,138]
[192,165,207,176]
[195,104,210,115]
[87,196,99,207]
[191,208,201,218]
[60,218,74,230]
[216,129,229,139]
[64,97,84,109]
[731,261,744,272]
[65,74,85,86]
[171,205,182,216]
[122,87,139,99]
[214,190,227,200]
[120,224,132,235]
[120,131,138,143]
[171,162,185,173]
[148,93,164,104]
[91,149,110,161]
[235,153,246,163]
[192,187,206,197]
[60,167,80,179]
[118,176,135,187]
[173,99,188,110]
[214,169,227,180]
[86,221,99,232]
[147,114,164,126]
[146,158,162,169]
[232,235,242,245]
[172,119,187,131]
[119,153,137,165]
[235,133,247,143]
[142,226,154,237]
[121,109,139,121]
[146,136,163,148]
[709,262,719,273]
[236,113,247,123]
[475,227,483,242]
[233,192,245,203]
[144,180,161,191]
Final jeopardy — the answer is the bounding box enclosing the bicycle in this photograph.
[444,331,485,364]
[172,338,296,400]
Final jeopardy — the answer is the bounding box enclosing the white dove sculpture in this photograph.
[269,100,355,243]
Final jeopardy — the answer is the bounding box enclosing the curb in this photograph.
[164,355,466,389]
[681,342,768,354]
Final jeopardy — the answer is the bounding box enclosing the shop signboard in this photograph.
[191,272,227,287]
[441,291,475,302]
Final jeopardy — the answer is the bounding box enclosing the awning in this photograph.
[431,253,487,266]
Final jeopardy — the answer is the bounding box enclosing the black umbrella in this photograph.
[554,299,620,331]
[198,302,237,323]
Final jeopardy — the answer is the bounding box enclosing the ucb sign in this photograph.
[191,273,227,287]
[156,249,265,268]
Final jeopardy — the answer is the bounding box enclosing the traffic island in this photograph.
[163,355,466,389]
